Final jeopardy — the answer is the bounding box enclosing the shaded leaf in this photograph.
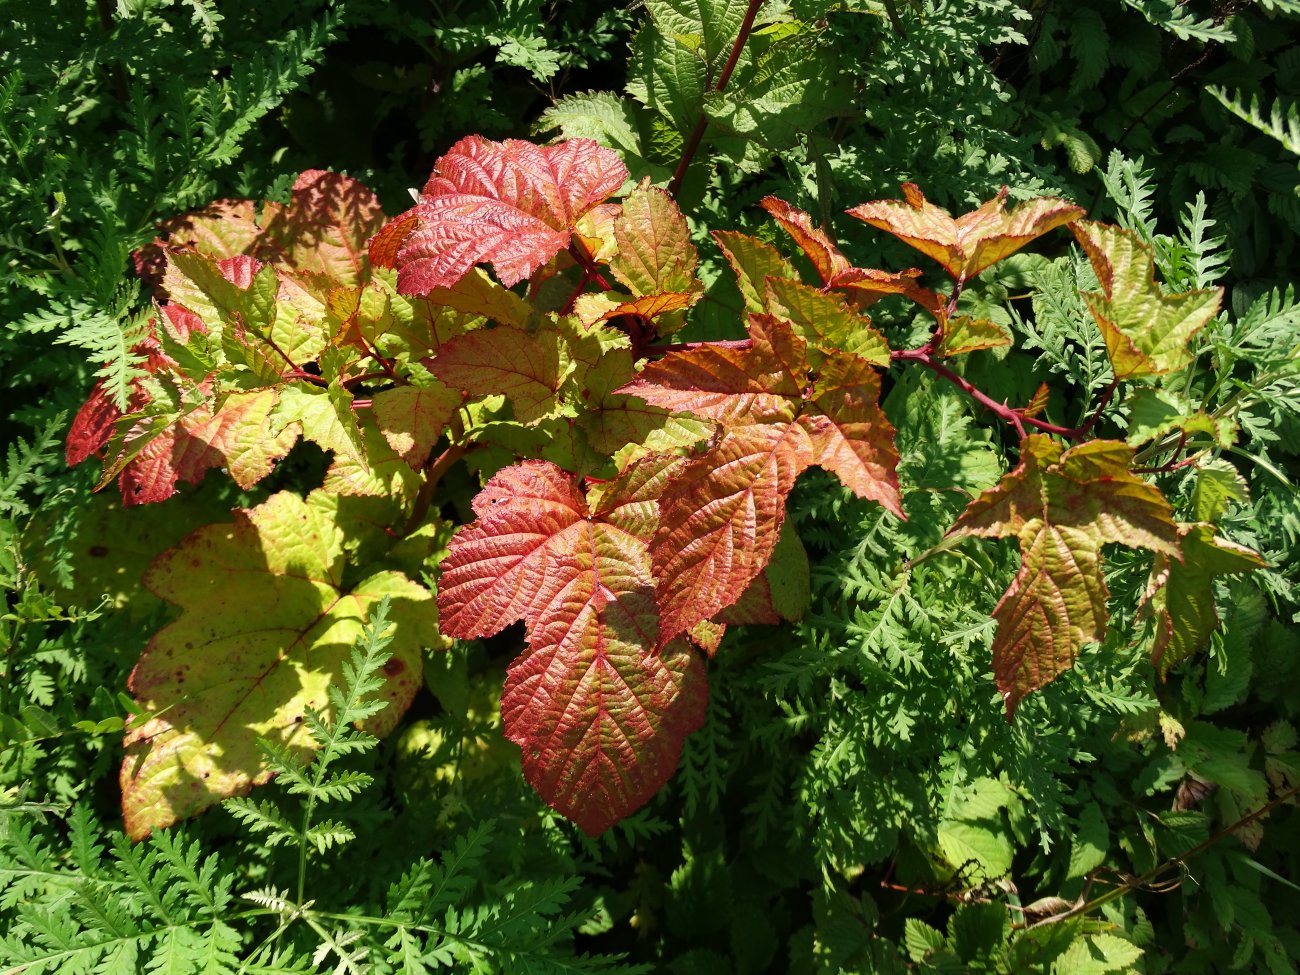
[371,382,465,465]
[1147,523,1266,678]
[261,170,387,286]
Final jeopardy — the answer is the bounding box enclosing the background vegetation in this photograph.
[2,1,1299,972]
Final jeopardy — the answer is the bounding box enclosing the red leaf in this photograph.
[262,170,387,286]
[438,459,706,833]
[383,137,629,295]
[617,315,901,643]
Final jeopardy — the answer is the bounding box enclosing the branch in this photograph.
[892,349,1077,439]
[402,443,468,537]
[667,0,767,197]
[1024,783,1300,930]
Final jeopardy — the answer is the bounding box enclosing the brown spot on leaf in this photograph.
[89,545,109,557]
[382,658,405,677]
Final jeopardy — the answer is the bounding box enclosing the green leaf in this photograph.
[1147,523,1266,678]
[711,230,798,314]
[121,491,433,838]
[763,278,891,365]
[1067,801,1109,879]
[645,0,749,68]
[1072,221,1222,379]
[1125,387,1236,449]
[1192,460,1250,523]
[937,820,1013,879]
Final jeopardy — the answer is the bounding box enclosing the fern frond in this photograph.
[1100,151,1158,241]
[1210,86,1300,157]
[1121,0,1237,42]
[0,413,64,518]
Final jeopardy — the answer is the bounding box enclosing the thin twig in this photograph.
[667,0,767,197]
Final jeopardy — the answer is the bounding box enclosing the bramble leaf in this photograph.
[938,316,1012,357]
[1072,221,1222,379]
[437,460,707,834]
[712,230,799,314]
[425,325,570,425]
[948,436,1179,714]
[609,180,701,300]
[763,277,890,364]
[848,184,1084,282]
[617,315,901,643]
[374,136,629,294]
[122,491,433,837]
[759,196,853,283]
[371,382,465,465]
[1147,523,1266,678]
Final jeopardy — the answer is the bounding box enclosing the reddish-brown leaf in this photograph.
[848,184,1084,282]
[382,137,629,295]
[759,196,853,283]
[617,315,901,643]
[948,436,1180,714]
[437,459,706,834]
[261,170,387,286]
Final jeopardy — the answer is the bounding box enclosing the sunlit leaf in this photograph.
[949,436,1179,714]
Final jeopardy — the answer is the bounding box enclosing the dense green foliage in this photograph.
[3,1,1299,973]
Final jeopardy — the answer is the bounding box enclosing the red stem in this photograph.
[667,0,767,198]
[358,333,400,382]
[284,368,327,388]
[892,349,1079,439]
[1077,376,1119,437]
[568,240,612,292]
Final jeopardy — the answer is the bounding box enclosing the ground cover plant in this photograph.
[3,1,1299,973]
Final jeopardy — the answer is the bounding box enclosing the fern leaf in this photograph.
[1210,87,1300,157]
[0,414,64,518]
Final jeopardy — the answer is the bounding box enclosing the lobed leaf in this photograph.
[1072,221,1222,379]
[374,136,629,294]
[437,460,707,834]
[122,491,432,837]
[425,325,570,425]
[949,436,1180,715]
[618,315,900,644]
[848,183,1084,282]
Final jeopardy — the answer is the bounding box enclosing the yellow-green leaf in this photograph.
[1073,221,1222,379]
[121,491,434,837]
